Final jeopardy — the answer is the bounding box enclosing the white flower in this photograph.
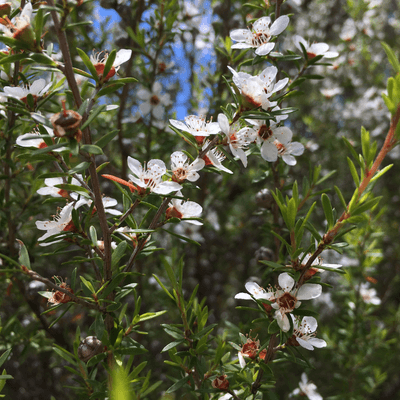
[218,113,256,167]
[89,48,132,79]
[228,66,288,110]
[0,2,32,38]
[137,82,171,119]
[170,151,205,183]
[97,240,117,251]
[166,191,203,225]
[290,373,322,400]
[294,35,339,59]
[235,281,274,301]
[359,283,381,305]
[72,194,122,216]
[16,126,52,149]
[230,15,290,56]
[300,253,342,273]
[170,115,220,137]
[37,175,83,198]
[255,124,304,165]
[127,156,182,195]
[35,203,75,246]
[2,78,51,103]
[201,140,233,174]
[272,273,322,332]
[291,316,327,350]
[320,87,343,98]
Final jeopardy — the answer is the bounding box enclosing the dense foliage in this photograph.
[0,0,399,399]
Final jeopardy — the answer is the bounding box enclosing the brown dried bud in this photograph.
[48,279,74,305]
[78,336,104,362]
[212,375,229,390]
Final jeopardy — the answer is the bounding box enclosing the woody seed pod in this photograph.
[77,336,104,362]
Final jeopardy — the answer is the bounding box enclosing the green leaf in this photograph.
[16,239,30,269]
[370,164,393,182]
[97,83,124,97]
[81,104,107,130]
[80,144,103,155]
[94,313,105,340]
[321,194,334,230]
[102,49,117,80]
[69,162,91,175]
[334,186,347,210]
[152,274,174,300]
[76,47,99,82]
[0,350,11,369]
[361,127,370,165]
[116,77,138,84]
[381,41,400,73]
[89,226,97,247]
[80,276,95,294]
[268,319,280,334]
[111,241,128,269]
[29,53,57,66]
[347,157,360,187]
[95,129,119,149]
[351,197,382,216]
[161,340,185,353]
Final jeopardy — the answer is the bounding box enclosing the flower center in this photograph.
[258,125,273,140]
[38,142,48,149]
[173,168,187,181]
[251,31,270,46]
[94,63,116,80]
[274,140,286,155]
[203,155,213,166]
[166,207,183,220]
[57,189,69,198]
[277,292,297,312]
[150,95,160,106]
[63,220,76,232]
[307,52,317,59]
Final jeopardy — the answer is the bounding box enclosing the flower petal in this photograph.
[297,284,322,300]
[278,273,295,292]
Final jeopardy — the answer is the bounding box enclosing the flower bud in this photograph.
[50,102,82,141]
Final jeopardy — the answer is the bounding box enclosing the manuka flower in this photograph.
[0,3,36,50]
[228,66,288,110]
[128,156,182,195]
[253,123,304,165]
[90,49,132,80]
[166,192,203,225]
[272,273,322,332]
[201,140,233,174]
[72,194,122,216]
[218,113,256,167]
[137,82,171,119]
[2,78,51,106]
[169,115,221,137]
[297,253,342,280]
[37,175,83,199]
[287,316,327,350]
[230,15,290,56]
[289,373,322,400]
[235,281,274,301]
[16,126,63,150]
[170,151,205,183]
[294,35,339,59]
[359,283,381,305]
[35,203,75,246]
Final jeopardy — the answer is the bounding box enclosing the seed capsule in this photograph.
[77,336,104,362]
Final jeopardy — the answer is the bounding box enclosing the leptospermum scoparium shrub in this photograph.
[0,0,400,399]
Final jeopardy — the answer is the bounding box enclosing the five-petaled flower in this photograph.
[35,203,76,246]
[230,15,290,56]
[137,82,171,119]
[170,115,221,138]
[294,35,339,59]
[36,175,83,199]
[228,66,288,111]
[218,113,256,167]
[253,123,304,165]
[289,373,322,400]
[272,273,322,332]
[201,140,233,174]
[90,48,132,80]
[2,78,51,106]
[170,151,205,183]
[166,191,203,225]
[286,316,327,350]
[128,156,182,195]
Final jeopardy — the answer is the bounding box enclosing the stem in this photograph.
[299,102,400,284]
[109,199,141,234]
